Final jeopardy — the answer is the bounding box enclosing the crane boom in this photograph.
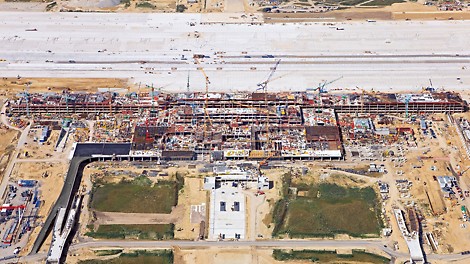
[319,75,343,93]
[255,60,281,152]
[194,58,213,138]
[257,59,281,91]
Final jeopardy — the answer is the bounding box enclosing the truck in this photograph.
[17,180,37,188]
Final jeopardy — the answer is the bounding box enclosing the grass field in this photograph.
[79,250,173,264]
[340,0,369,6]
[273,249,390,263]
[91,176,179,214]
[363,0,404,6]
[86,224,174,240]
[273,182,383,238]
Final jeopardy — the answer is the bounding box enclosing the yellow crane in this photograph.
[194,57,213,138]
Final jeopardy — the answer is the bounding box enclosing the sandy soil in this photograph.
[375,113,470,254]
[0,77,128,96]
[0,128,20,180]
[176,247,387,264]
[265,3,470,22]
[177,248,279,264]
[12,161,68,254]
[174,177,208,240]
[94,211,180,225]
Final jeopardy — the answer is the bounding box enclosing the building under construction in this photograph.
[8,91,468,116]
[7,90,468,160]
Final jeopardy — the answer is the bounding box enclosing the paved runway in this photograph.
[0,12,469,91]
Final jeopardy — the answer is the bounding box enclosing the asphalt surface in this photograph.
[73,143,131,157]
[30,156,90,253]
[30,143,132,253]
[0,12,469,91]
[16,239,470,263]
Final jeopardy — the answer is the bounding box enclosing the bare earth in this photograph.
[266,3,470,22]
[94,211,180,225]
[0,77,128,96]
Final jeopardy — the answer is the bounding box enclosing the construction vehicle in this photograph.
[459,167,470,176]
[0,204,26,210]
[259,154,272,167]
[424,79,437,93]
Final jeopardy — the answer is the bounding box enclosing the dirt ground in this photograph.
[94,211,181,225]
[0,128,20,179]
[65,247,390,264]
[65,248,131,264]
[20,130,60,160]
[176,248,282,264]
[173,176,208,240]
[0,77,128,96]
[175,247,388,264]
[375,112,470,254]
[11,161,68,254]
[257,169,283,238]
[265,3,470,22]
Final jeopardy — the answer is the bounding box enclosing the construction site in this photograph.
[0,82,470,263]
[4,83,467,163]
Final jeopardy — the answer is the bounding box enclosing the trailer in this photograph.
[17,180,37,188]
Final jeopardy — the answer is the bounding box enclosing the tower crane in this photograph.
[312,76,343,107]
[24,82,31,118]
[256,59,281,151]
[317,76,343,94]
[257,59,281,92]
[63,90,73,116]
[194,57,213,139]
[405,94,412,118]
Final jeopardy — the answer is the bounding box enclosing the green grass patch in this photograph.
[273,249,390,263]
[95,249,123,256]
[86,224,174,240]
[45,1,57,11]
[294,2,312,6]
[363,0,404,5]
[91,176,181,214]
[176,4,187,12]
[273,182,383,238]
[80,250,173,264]
[135,1,155,9]
[340,0,369,6]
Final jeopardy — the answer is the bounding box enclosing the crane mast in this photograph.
[257,59,281,151]
[194,57,212,141]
